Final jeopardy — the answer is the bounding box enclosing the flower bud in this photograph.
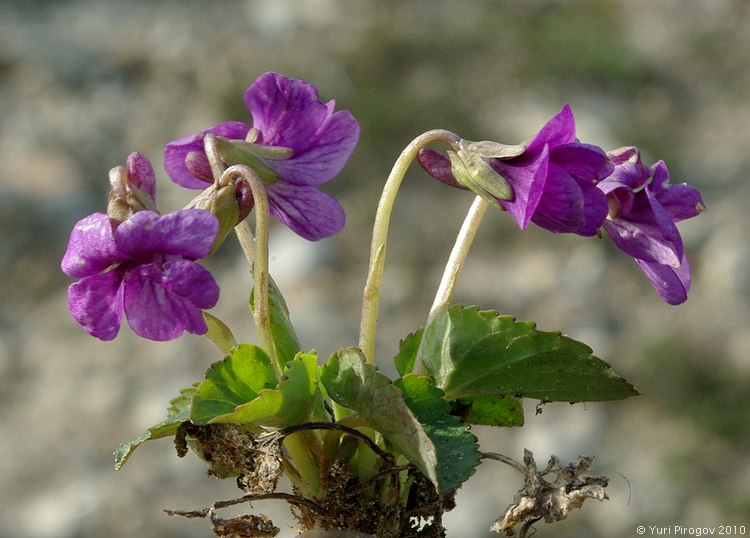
[448,147,514,204]
[445,139,525,204]
[107,153,158,225]
[185,177,255,254]
[184,151,215,183]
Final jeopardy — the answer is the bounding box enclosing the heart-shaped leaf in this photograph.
[421,305,639,402]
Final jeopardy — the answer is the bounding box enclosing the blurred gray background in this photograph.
[1,1,748,536]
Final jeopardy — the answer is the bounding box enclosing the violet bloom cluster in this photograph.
[164,72,360,241]
[417,105,704,304]
[62,154,220,341]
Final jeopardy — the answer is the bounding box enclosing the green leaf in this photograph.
[394,328,422,377]
[451,395,525,427]
[421,305,639,402]
[204,352,321,429]
[190,344,277,425]
[250,277,301,368]
[114,408,189,470]
[320,348,439,488]
[394,375,481,491]
[115,382,200,470]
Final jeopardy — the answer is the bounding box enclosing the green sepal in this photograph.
[215,136,289,184]
[394,374,482,492]
[421,305,639,402]
[319,348,439,488]
[190,344,277,425]
[250,277,302,369]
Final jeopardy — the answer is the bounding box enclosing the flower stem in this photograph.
[426,195,489,325]
[221,165,278,378]
[358,129,461,364]
[414,196,489,374]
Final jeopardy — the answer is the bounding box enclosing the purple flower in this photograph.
[418,104,612,236]
[598,147,704,304]
[61,210,220,341]
[164,72,360,241]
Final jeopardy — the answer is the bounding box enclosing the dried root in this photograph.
[486,449,609,537]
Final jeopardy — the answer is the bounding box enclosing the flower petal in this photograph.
[525,104,577,154]
[245,72,360,186]
[164,121,250,189]
[648,161,705,222]
[265,182,345,240]
[635,252,691,305]
[492,144,550,229]
[602,191,683,266]
[551,143,613,183]
[533,163,609,236]
[122,259,219,341]
[61,213,126,278]
[67,268,125,340]
[114,210,219,259]
[245,72,329,149]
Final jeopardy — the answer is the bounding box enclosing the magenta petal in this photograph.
[164,121,250,188]
[122,260,218,341]
[126,152,156,204]
[114,210,219,259]
[245,72,330,149]
[525,104,576,154]
[265,182,345,241]
[531,163,586,232]
[635,253,691,305]
[551,143,613,182]
[246,72,360,186]
[602,192,683,267]
[61,213,126,278]
[493,144,550,229]
[267,108,360,186]
[648,161,705,222]
[575,179,609,236]
[67,269,125,340]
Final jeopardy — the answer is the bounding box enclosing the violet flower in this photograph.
[61,210,220,341]
[164,72,360,241]
[418,104,612,236]
[598,147,704,304]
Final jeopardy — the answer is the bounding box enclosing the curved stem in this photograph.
[425,195,489,326]
[221,164,277,376]
[414,196,489,374]
[358,129,461,364]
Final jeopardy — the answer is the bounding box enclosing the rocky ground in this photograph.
[1,1,749,536]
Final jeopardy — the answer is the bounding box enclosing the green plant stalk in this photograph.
[282,430,323,498]
[358,129,461,364]
[416,195,489,373]
[222,165,278,378]
[426,195,489,325]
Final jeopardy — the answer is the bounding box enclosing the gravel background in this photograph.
[2,1,749,537]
